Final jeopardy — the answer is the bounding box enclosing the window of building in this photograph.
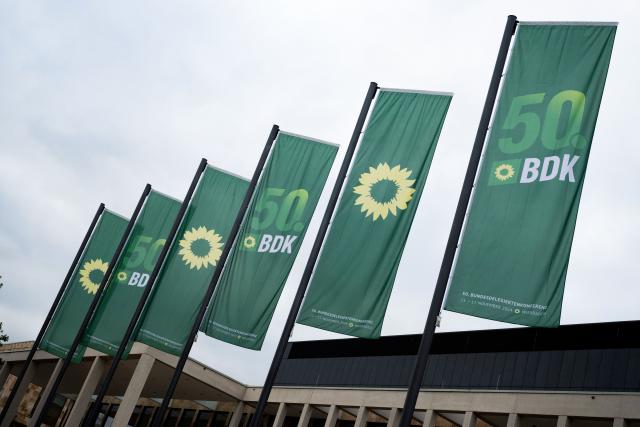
[164,408,181,427]
[101,404,120,427]
[92,403,110,427]
[129,405,142,426]
[136,406,156,427]
[178,409,196,427]
[211,411,229,427]
[40,394,67,427]
[193,410,212,427]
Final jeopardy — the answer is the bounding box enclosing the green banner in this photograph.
[39,211,128,362]
[445,23,616,327]
[136,167,248,355]
[297,90,452,338]
[82,190,181,356]
[201,132,338,350]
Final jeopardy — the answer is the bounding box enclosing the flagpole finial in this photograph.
[508,15,518,34]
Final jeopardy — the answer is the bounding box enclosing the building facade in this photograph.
[1,320,639,427]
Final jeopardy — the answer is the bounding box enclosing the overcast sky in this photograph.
[1,1,638,385]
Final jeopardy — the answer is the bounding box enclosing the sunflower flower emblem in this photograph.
[79,258,108,295]
[243,234,257,250]
[494,163,515,182]
[178,226,224,270]
[353,163,416,221]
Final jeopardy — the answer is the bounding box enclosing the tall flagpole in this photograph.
[150,125,280,427]
[397,15,518,426]
[249,82,378,427]
[82,159,208,427]
[0,203,105,424]
[32,184,152,427]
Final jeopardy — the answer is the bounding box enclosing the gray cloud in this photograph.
[1,0,637,384]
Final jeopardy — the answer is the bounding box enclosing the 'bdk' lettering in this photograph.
[521,154,579,183]
[258,234,298,253]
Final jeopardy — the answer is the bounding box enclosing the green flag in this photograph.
[136,167,249,355]
[39,211,128,363]
[297,90,452,339]
[82,190,181,357]
[445,23,616,327]
[201,132,338,350]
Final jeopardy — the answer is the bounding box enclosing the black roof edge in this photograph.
[287,319,640,359]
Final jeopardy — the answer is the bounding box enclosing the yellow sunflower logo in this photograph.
[353,163,416,221]
[117,271,128,282]
[494,163,515,182]
[79,258,108,295]
[243,235,257,249]
[178,226,224,270]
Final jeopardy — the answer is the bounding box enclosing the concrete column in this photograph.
[64,356,107,427]
[354,406,368,427]
[324,405,338,427]
[272,403,287,427]
[297,403,312,427]
[557,416,570,427]
[386,408,400,427]
[462,411,476,427]
[423,409,436,427]
[111,354,155,427]
[613,419,627,427]
[0,362,36,427]
[507,414,520,427]
[228,401,245,427]
[28,359,64,427]
[0,362,10,390]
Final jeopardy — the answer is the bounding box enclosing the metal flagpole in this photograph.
[32,184,152,427]
[397,15,518,427]
[0,203,105,424]
[249,82,379,427]
[150,125,280,427]
[82,159,209,427]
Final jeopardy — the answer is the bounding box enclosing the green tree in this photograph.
[0,277,8,344]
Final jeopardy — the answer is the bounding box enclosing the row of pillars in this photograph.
[254,405,632,427]
[0,353,157,427]
[2,359,633,427]
[447,412,627,427]
[263,403,440,427]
